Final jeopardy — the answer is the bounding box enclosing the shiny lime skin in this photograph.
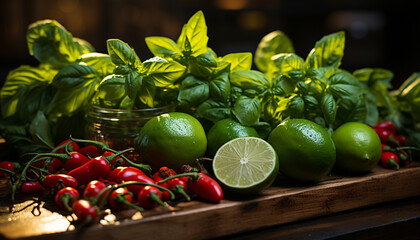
[268,119,336,182]
[134,112,207,171]
[207,118,260,157]
[332,122,382,173]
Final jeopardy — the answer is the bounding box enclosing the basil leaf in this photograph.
[27,20,92,67]
[336,97,367,125]
[138,77,156,107]
[320,93,336,126]
[363,90,379,125]
[230,70,270,93]
[196,99,231,123]
[92,75,126,108]
[222,52,252,72]
[255,30,295,72]
[177,11,208,56]
[394,73,420,122]
[196,52,217,67]
[107,39,141,68]
[268,53,304,79]
[145,36,181,57]
[80,53,115,76]
[141,60,186,87]
[252,121,271,139]
[232,96,261,126]
[125,71,143,100]
[285,95,304,118]
[305,31,345,70]
[261,95,289,123]
[0,65,56,119]
[177,76,209,107]
[210,71,230,102]
[353,68,394,88]
[29,111,54,149]
[48,63,100,117]
[327,71,361,99]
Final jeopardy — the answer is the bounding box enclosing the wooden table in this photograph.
[1,162,419,240]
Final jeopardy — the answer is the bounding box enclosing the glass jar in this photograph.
[85,104,176,161]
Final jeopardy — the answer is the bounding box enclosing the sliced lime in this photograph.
[212,137,279,194]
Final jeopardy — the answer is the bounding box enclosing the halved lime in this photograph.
[212,137,279,194]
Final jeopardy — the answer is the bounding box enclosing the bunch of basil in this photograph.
[1,10,419,160]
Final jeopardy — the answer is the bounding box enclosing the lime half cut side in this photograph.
[212,137,279,194]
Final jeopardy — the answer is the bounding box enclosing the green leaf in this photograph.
[79,53,115,77]
[196,99,231,123]
[48,63,100,117]
[320,93,336,126]
[261,95,289,123]
[210,71,231,102]
[125,71,143,100]
[92,75,126,108]
[27,20,92,67]
[29,111,54,149]
[196,52,217,67]
[141,58,186,87]
[145,36,181,57]
[284,95,304,118]
[268,53,304,79]
[363,90,379,125]
[107,39,141,68]
[305,31,345,70]
[230,70,270,93]
[327,71,361,99]
[177,76,209,107]
[138,77,156,107]
[353,68,394,88]
[0,65,56,119]
[232,96,261,126]
[255,30,295,72]
[177,11,208,56]
[222,52,252,72]
[336,97,367,125]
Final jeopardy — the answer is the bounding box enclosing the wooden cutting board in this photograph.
[1,162,420,240]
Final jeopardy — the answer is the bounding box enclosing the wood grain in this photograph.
[1,163,420,240]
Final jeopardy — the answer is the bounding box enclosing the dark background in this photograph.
[0,0,419,88]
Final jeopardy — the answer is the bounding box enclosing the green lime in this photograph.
[268,119,336,182]
[212,137,278,194]
[332,122,382,173]
[134,112,207,171]
[207,118,260,157]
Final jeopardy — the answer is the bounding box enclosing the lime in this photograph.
[268,119,336,182]
[207,118,260,157]
[134,112,207,171]
[332,122,382,173]
[212,137,279,194]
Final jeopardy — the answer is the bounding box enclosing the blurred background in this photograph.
[0,0,419,87]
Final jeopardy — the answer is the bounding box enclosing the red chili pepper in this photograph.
[375,121,396,135]
[21,181,44,193]
[109,166,127,183]
[108,187,133,210]
[393,135,406,147]
[381,144,393,152]
[42,174,78,191]
[31,157,63,173]
[67,156,112,186]
[397,150,411,166]
[166,178,190,201]
[137,186,165,209]
[102,152,127,167]
[72,199,98,224]
[83,180,107,199]
[372,127,398,145]
[0,161,15,177]
[380,152,399,170]
[116,167,154,195]
[62,152,91,172]
[53,139,79,153]
[78,145,101,158]
[55,187,79,211]
[188,173,223,203]
[153,174,171,201]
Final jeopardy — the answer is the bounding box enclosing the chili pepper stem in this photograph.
[387,159,400,170]
[173,185,191,201]
[148,192,166,209]
[104,148,152,174]
[0,168,16,176]
[396,146,420,152]
[114,194,144,212]
[70,136,108,151]
[158,172,200,184]
[61,193,74,212]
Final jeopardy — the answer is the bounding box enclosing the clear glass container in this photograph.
[85,104,176,161]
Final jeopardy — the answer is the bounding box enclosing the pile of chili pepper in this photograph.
[372,121,420,170]
[0,137,223,225]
